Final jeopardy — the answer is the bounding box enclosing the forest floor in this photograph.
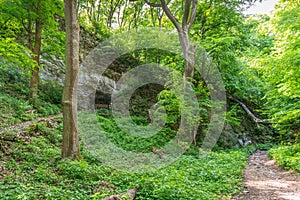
[1,115,300,199]
[233,150,300,200]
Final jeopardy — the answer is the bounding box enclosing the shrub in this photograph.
[268,144,300,172]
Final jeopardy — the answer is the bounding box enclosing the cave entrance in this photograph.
[95,90,111,110]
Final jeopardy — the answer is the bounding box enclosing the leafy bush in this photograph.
[157,89,180,129]
[0,67,29,85]
[33,99,61,116]
[268,144,300,172]
[38,79,63,105]
[0,67,30,98]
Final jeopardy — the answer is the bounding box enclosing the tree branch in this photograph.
[160,0,181,31]
[188,0,198,30]
[144,0,162,7]
[230,96,274,125]
[182,0,192,27]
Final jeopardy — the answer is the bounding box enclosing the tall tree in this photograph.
[62,0,80,159]
[144,0,199,143]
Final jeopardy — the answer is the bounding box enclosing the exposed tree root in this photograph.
[102,187,138,200]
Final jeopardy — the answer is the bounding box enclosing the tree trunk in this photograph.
[144,0,199,144]
[178,30,196,79]
[29,19,42,100]
[178,29,199,145]
[62,0,80,159]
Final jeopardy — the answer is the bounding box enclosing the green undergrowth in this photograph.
[0,117,250,199]
[0,68,62,128]
[268,144,300,172]
[96,115,177,152]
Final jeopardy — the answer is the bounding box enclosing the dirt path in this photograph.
[0,113,62,157]
[0,114,62,134]
[233,150,300,200]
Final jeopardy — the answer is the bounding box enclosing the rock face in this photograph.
[96,76,116,95]
[95,76,116,106]
[39,24,103,84]
[39,20,141,111]
[77,41,139,111]
[78,72,117,111]
[40,55,65,83]
[77,43,117,111]
[217,111,277,148]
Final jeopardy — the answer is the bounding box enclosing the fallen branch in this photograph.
[229,96,273,125]
[102,187,138,200]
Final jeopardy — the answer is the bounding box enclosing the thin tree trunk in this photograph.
[62,0,80,159]
[29,19,42,100]
[179,31,199,145]
[145,0,199,144]
[179,30,196,79]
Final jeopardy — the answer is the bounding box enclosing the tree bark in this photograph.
[62,0,80,159]
[179,30,199,145]
[179,30,196,78]
[29,19,42,100]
